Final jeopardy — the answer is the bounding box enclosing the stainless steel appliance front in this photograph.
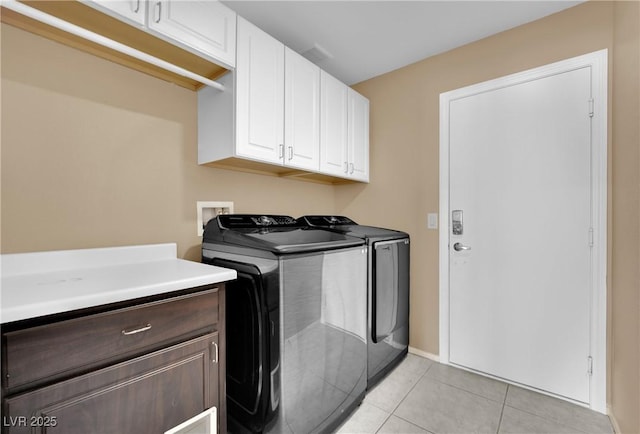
[202,215,367,433]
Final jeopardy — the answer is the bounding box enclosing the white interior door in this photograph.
[447,66,594,403]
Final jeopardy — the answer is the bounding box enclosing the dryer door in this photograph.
[372,238,410,343]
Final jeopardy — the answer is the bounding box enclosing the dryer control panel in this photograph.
[298,216,357,227]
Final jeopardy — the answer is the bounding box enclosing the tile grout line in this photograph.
[424,374,509,405]
[365,357,613,434]
[386,413,438,434]
[372,412,392,434]
[373,360,436,433]
[495,384,510,434]
[502,387,606,434]
[499,403,596,434]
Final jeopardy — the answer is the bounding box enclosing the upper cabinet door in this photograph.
[148,0,236,67]
[85,0,147,26]
[348,89,370,182]
[235,17,285,164]
[320,71,349,177]
[284,48,320,171]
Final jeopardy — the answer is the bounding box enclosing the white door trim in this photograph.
[438,49,608,412]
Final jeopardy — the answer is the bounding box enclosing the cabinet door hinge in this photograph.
[589,227,594,247]
[588,356,593,376]
[588,99,594,117]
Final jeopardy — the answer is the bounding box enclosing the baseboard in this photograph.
[409,346,439,362]
[606,405,622,433]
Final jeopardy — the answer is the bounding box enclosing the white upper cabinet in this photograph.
[211,17,320,170]
[348,89,370,182]
[85,1,147,26]
[147,0,236,67]
[198,16,368,183]
[320,71,349,176]
[320,71,369,182]
[284,48,320,172]
[320,71,349,177]
[82,0,236,69]
[235,16,285,164]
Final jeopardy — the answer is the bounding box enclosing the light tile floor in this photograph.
[337,354,614,434]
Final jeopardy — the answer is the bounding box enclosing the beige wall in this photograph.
[0,24,336,261]
[1,1,638,432]
[347,1,638,432]
[610,2,640,433]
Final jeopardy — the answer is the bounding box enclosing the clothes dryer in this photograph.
[297,215,409,388]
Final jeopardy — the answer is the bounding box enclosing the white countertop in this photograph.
[0,243,236,324]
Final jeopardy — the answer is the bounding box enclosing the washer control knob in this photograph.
[259,216,272,226]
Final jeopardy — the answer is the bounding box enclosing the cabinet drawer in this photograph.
[4,333,218,434]
[3,288,219,391]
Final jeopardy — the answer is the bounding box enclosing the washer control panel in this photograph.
[218,214,299,228]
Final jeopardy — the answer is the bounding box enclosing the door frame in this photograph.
[438,50,608,412]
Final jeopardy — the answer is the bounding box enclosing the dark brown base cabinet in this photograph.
[1,284,227,434]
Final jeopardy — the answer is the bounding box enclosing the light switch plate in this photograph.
[427,213,438,229]
[197,201,234,236]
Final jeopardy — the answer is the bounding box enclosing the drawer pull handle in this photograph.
[122,324,152,335]
[212,341,219,364]
[154,2,162,23]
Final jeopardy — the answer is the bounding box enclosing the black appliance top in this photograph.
[299,215,357,226]
[203,214,364,254]
[297,215,409,240]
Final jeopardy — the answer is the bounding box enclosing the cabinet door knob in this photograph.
[122,323,152,335]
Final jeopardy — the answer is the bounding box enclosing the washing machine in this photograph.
[202,214,367,433]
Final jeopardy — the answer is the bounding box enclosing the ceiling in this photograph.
[221,1,584,85]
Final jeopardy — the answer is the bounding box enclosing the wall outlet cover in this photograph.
[197,201,234,236]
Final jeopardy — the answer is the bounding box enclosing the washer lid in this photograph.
[203,215,364,254]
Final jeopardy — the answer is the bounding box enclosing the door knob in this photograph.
[453,242,471,251]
